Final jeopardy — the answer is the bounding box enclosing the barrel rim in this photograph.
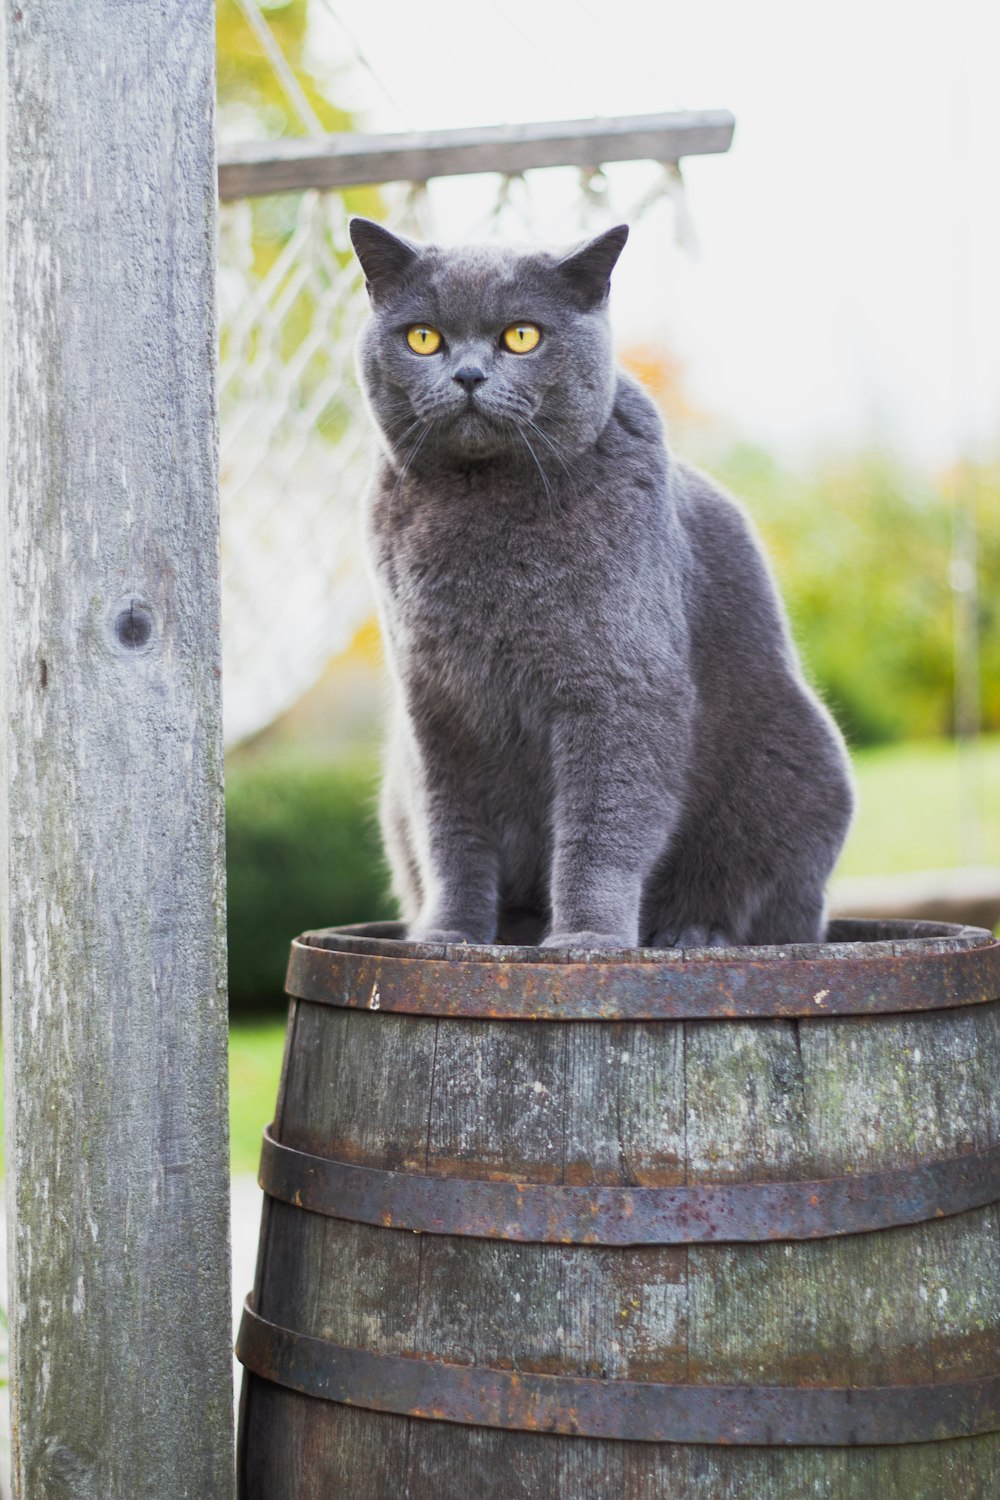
[285,918,1000,1020]
[299,916,994,966]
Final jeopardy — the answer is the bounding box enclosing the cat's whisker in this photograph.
[514,422,558,519]
[389,415,428,463]
[388,419,433,521]
[523,419,581,481]
[401,422,432,483]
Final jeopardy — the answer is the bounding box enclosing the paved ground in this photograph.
[231,1173,266,1387]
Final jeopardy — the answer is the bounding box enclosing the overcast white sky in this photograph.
[312,0,1000,466]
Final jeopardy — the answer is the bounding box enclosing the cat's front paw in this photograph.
[406,926,480,947]
[652,924,736,949]
[541,929,632,951]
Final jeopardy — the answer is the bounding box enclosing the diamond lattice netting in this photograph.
[219,187,374,745]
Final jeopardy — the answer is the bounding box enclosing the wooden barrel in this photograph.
[237,918,1000,1499]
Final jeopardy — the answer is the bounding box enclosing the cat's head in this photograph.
[350,218,628,470]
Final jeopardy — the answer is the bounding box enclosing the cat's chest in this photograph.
[365,466,672,727]
[374,500,577,658]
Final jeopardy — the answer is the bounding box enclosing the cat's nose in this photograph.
[452,365,487,394]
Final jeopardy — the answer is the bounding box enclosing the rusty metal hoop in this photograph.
[286,919,1000,1022]
[238,1302,1000,1447]
[259,1128,1000,1245]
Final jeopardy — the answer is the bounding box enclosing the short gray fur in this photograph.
[350,218,853,950]
[0,4,234,1496]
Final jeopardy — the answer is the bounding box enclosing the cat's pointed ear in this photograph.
[350,217,420,300]
[557,224,629,307]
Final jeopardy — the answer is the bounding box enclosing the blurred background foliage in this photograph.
[711,448,997,746]
[622,345,1000,748]
[218,0,348,138]
[218,0,394,1012]
[217,0,380,371]
[226,754,393,1010]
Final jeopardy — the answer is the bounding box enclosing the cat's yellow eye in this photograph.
[502,322,541,354]
[406,325,442,355]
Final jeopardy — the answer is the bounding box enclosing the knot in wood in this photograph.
[112,599,155,652]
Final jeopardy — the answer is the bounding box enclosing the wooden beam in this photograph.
[0,4,235,1496]
[218,108,735,200]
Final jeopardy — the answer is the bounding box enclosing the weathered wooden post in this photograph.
[0,4,234,1497]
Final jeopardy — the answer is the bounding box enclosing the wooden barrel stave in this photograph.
[239,925,1000,1497]
[276,999,1000,1184]
[402,1422,1000,1499]
[254,1196,1000,1386]
[241,1388,409,1500]
[241,1386,1000,1499]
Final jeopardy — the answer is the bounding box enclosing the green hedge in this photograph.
[225,753,396,1014]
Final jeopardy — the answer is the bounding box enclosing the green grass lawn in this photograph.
[229,1018,288,1173]
[835,734,1000,878]
[226,735,1000,1173]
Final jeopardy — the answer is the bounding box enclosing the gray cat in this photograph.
[349,216,853,949]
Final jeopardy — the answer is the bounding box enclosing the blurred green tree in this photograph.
[216,0,381,352]
[217,0,348,138]
[622,344,999,749]
[715,444,999,747]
